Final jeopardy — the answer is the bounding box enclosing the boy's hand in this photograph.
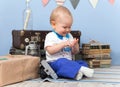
[69,38,79,47]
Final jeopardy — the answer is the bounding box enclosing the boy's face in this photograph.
[52,14,73,37]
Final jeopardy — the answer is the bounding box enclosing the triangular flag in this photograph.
[56,0,65,6]
[109,0,115,5]
[89,0,98,8]
[70,0,80,9]
[42,0,50,7]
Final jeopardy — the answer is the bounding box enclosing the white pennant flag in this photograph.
[89,0,98,8]
[56,0,65,6]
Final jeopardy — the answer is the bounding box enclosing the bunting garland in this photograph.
[109,0,115,5]
[70,0,80,9]
[42,0,50,7]
[89,0,99,8]
[56,0,65,6]
[41,0,115,8]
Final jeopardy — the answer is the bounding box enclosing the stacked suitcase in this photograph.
[9,29,81,60]
[9,30,50,59]
[82,42,111,68]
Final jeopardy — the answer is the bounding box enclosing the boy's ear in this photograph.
[51,21,56,28]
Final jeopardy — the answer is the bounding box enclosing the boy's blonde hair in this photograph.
[50,6,73,24]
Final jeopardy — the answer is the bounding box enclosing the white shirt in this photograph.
[44,32,74,62]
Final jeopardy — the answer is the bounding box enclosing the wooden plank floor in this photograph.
[4,66,120,87]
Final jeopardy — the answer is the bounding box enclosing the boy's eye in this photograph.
[63,26,70,29]
[63,26,67,29]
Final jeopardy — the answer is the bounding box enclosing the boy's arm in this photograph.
[72,43,79,54]
[45,40,71,55]
[69,38,80,54]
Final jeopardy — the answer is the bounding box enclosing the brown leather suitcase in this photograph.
[12,30,49,50]
[12,30,81,50]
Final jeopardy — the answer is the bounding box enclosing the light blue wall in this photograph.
[0,0,120,65]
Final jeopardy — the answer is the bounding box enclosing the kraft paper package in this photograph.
[0,55,40,87]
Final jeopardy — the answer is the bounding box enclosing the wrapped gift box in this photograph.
[0,55,40,87]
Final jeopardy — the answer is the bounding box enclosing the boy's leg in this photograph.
[75,71,83,80]
[80,66,94,77]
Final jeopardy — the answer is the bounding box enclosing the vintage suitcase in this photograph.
[88,59,101,68]
[12,30,49,50]
[12,30,81,50]
[81,43,111,68]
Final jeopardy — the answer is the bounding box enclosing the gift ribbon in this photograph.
[0,58,8,60]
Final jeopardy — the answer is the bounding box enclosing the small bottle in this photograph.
[23,0,33,30]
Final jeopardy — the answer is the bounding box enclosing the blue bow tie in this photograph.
[53,31,69,40]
